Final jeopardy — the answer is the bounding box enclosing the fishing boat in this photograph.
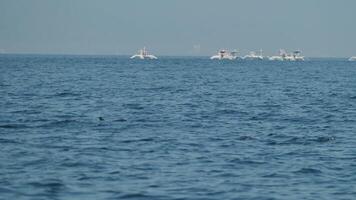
[243,50,264,60]
[130,47,157,59]
[269,49,285,61]
[292,50,305,61]
[349,56,356,61]
[210,50,238,60]
[269,49,304,61]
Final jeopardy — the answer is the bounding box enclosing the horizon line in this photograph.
[0,52,352,59]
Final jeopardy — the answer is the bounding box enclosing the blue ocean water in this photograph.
[1,54,356,200]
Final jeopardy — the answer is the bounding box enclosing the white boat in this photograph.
[349,56,356,61]
[292,50,305,61]
[243,50,264,60]
[269,49,285,61]
[269,49,304,61]
[282,51,296,61]
[130,47,157,59]
[210,50,238,60]
[269,55,284,61]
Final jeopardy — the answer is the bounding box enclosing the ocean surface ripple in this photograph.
[1,55,356,200]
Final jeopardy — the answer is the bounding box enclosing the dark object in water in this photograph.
[98,117,104,121]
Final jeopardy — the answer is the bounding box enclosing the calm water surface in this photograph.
[1,55,356,199]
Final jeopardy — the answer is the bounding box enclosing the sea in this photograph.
[1,54,356,200]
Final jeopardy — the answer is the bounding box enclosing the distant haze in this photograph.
[0,0,355,57]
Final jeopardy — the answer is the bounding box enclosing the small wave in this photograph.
[329,92,338,97]
[275,136,335,145]
[262,173,288,178]
[0,124,29,129]
[254,104,282,109]
[28,180,66,189]
[281,116,319,124]
[118,193,168,199]
[0,138,21,144]
[11,109,41,114]
[294,168,322,174]
[123,103,144,110]
[179,102,199,108]
[280,137,306,145]
[121,137,155,144]
[0,83,11,87]
[174,88,189,93]
[237,135,256,141]
[134,118,151,123]
[61,161,88,168]
[216,109,248,115]
[0,187,15,194]
[143,86,174,91]
[229,158,265,165]
[53,92,81,98]
[108,170,121,175]
[313,136,335,143]
[114,118,127,122]
[23,158,49,167]
[37,119,78,128]
[77,175,93,181]
[249,112,274,121]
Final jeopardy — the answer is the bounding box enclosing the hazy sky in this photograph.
[0,0,355,57]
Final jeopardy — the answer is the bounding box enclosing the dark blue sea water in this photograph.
[1,54,356,200]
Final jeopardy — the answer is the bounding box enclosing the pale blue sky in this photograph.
[0,0,355,57]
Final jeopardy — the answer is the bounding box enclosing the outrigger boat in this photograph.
[349,56,356,61]
[210,50,238,60]
[131,47,157,59]
[269,49,304,61]
[243,49,264,60]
